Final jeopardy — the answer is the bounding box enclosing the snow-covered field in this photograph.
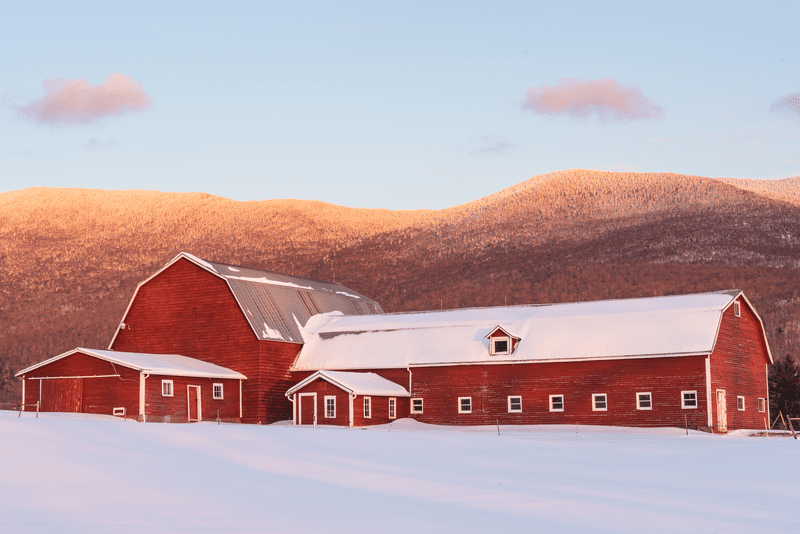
[2,411,798,533]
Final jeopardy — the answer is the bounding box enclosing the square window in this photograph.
[637,392,652,410]
[389,398,396,419]
[592,394,607,411]
[325,396,336,418]
[411,398,423,414]
[213,383,223,400]
[682,391,698,409]
[492,338,509,355]
[508,396,522,413]
[364,396,371,418]
[734,301,741,317]
[549,395,564,412]
[737,396,745,411]
[458,397,472,413]
[758,398,766,413]
[161,380,173,397]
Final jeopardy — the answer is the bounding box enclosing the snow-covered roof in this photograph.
[292,290,745,370]
[17,348,247,380]
[110,252,383,346]
[286,370,410,397]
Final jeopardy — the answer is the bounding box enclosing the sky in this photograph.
[1,1,799,209]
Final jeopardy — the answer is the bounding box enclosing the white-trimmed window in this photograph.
[592,393,607,411]
[162,380,173,397]
[458,397,472,414]
[508,396,522,413]
[325,396,336,418]
[112,407,126,417]
[549,395,564,412]
[389,398,396,419]
[758,398,766,413]
[411,398,423,414]
[491,337,510,355]
[213,383,223,400]
[737,396,745,411]
[734,301,741,317]
[682,390,698,409]
[364,396,371,418]
[636,392,652,410]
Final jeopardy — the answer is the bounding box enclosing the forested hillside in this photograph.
[2,170,800,404]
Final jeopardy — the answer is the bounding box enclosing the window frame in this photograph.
[549,394,564,412]
[213,383,224,400]
[411,398,423,414]
[458,397,472,414]
[636,392,652,410]
[681,390,698,409]
[491,337,510,355]
[592,393,608,412]
[737,395,745,411]
[363,396,371,419]
[324,395,336,418]
[388,397,396,419]
[161,379,173,397]
[112,407,126,417]
[758,397,766,413]
[507,395,522,413]
[734,301,741,317]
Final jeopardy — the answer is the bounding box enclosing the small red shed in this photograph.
[286,370,410,427]
[16,348,246,423]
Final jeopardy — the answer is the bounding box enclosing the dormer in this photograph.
[484,326,521,356]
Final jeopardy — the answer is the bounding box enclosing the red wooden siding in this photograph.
[111,257,298,423]
[709,297,771,431]
[294,379,350,426]
[351,394,409,426]
[408,356,709,428]
[143,374,241,423]
[21,352,140,418]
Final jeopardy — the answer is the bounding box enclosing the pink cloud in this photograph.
[522,78,664,121]
[770,92,800,119]
[17,73,152,125]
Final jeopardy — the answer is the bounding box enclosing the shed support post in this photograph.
[20,378,25,412]
[139,372,147,422]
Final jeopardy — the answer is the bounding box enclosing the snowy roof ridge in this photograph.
[291,290,744,370]
[286,370,410,397]
[17,348,247,380]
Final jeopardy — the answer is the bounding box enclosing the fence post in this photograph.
[19,403,23,417]
[36,401,39,418]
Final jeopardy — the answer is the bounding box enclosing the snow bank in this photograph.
[1,411,798,533]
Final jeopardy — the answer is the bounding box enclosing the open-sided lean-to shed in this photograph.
[16,348,246,423]
[286,370,410,427]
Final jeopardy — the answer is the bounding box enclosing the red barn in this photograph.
[291,290,772,432]
[107,252,383,423]
[16,348,245,423]
[286,370,410,427]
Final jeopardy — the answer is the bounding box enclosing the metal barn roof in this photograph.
[291,290,751,370]
[286,370,410,397]
[120,252,384,345]
[17,348,247,380]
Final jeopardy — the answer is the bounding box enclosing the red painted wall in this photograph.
[709,297,771,431]
[111,257,299,423]
[144,375,241,423]
[294,379,351,426]
[408,356,709,428]
[351,394,409,426]
[20,352,140,418]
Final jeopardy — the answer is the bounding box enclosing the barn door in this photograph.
[716,390,727,433]
[187,385,201,422]
[298,393,316,425]
[41,378,83,412]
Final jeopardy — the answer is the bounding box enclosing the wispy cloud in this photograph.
[16,73,152,125]
[770,92,800,119]
[522,78,664,121]
[82,137,119,150]
[471,135,516,154]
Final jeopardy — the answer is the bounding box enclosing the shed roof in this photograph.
[286,370,410,397]
[291,290,749,370]
[17,348,247,380]
[111,252,383,346]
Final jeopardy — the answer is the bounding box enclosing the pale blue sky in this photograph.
[2,1,798,209]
